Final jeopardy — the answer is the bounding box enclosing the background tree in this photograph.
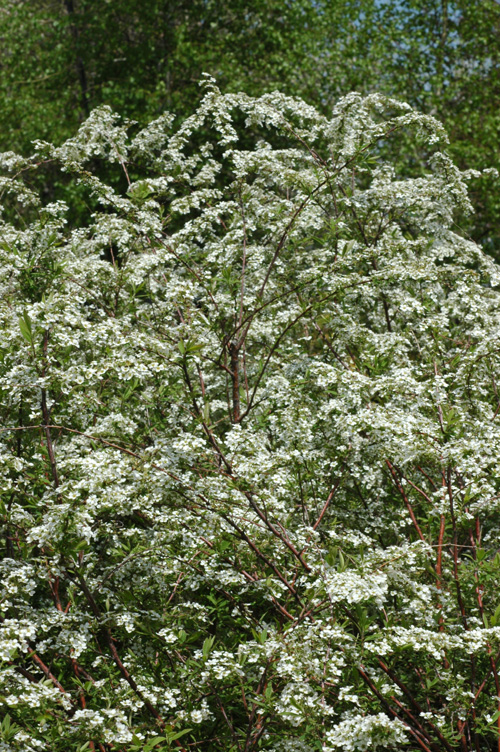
[1,1,498,248]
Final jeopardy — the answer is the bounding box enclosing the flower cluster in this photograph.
[0,79,499,750]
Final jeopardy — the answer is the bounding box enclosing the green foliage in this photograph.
[0,0,328,148]
[1,0,499,252]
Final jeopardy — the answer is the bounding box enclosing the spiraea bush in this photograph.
[1,77,500,751]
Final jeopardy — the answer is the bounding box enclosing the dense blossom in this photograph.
[1,78,500,750]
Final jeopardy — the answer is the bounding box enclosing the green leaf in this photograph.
[338,550,345,572]
[167,729,192,742]
[19,310,33,344]
[203,402,210,423]
[129,182,154,203]
[123,378,140,401]
[489,710,500,725]
[143,737,167,752]
[202,635,215,658]
[326,548,337,566]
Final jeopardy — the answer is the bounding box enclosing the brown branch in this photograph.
[69,568,167,730]
[243,490,311,572]
[244,661,272,752]
[312,478,343,530]
[30,652,67,694]
[238,187,248,328]
[257,178,329,301]
[385,460,425,542]
[240,287,357,421]
[229,341,241,423]
[41,330,60,490]
[313,321,349,369]
[358,665,435,752]
[475,577,500,750]
[446,467,468,629]
[220,513,304,607]
[377,659,454,752]
[161,241,219,310]
[436,512,447,637]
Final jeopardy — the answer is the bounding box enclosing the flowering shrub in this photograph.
[1,78,500,751]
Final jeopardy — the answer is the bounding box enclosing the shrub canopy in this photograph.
[1,80,500,751]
